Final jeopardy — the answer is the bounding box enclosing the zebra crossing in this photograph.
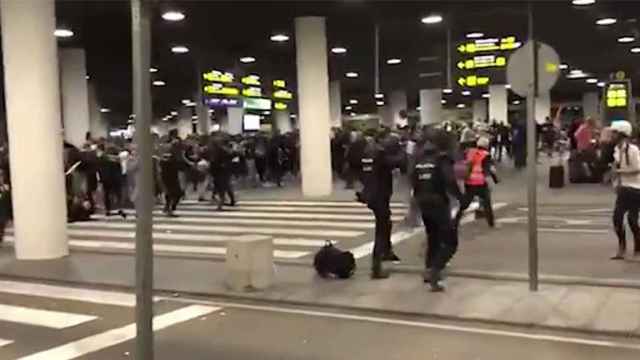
[6,200,409,261]
[0,280,220,359]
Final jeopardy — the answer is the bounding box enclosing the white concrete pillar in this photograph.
[60,48,90,147]
[473,99,488,123]
[419,89,442,125]
[489,85,508,124]
[1,0,68,259]
[87,81,108,139]
[295,17,333,197]
[329,81,342,128]
[177,107,192,139]
[388,89,407,128]
[583,92,600,120]
[196,95,210,135]
[274,110,292,133]
[227,107,244,135]
[535,91,551,124]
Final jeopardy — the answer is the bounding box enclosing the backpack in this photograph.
[313,242,356,279]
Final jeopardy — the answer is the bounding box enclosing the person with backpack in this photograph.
[453,137,499,228]
[609,120,640,260]
[412,129,463,292]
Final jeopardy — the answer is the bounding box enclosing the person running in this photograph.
[454,137,499,228]
[609,120,640,260]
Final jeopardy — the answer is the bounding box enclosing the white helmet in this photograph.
[611,120,633,137]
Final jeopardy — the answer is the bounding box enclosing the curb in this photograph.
[1,271,639,340]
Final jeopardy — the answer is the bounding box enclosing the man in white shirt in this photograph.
[611,120,640,260]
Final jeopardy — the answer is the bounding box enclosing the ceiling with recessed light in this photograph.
[1,0,638,125]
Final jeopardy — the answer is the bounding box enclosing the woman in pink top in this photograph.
[574,117,598,151]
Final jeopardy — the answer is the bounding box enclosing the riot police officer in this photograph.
[359,130,405,279]
[412,130,462,292]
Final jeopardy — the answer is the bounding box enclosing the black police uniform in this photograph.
[412,145,462,291]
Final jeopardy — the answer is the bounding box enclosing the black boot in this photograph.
[430,270,445,292]
[370,259,390,279]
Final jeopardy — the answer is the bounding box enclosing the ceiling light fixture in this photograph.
[631,47,640,53]
[441,100,447,104]
[443,88,453,94]
[376,101,385,106]
[181,99,191,105]
[462,90,471,96]
[596,18,617,26]
[85,75,90,80]
[99,108,110,113]
[345,106,353,110]
[586,78,598,84]
[161,11,185,21]
[375,93,384,99]
[421,15,443,24]
[457,104,466,108]
[54,28,74,38]
[618,36,635,43]
[482,93,490,98]
[331,47,347,54]
[149,67,158,73]
[270,34,290,42]
[171,46,189,54]
[559,64,569,69]
[513,100,521,105]
[153,80,166,86]
[345,72,359,78]
[386,58,402,65]
[466,32,484,39]
[240,56,256,63]
[192,115,198,120]
[349,99,358,105]
[572,0,596,5]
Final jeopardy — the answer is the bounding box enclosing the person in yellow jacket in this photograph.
[454,137,499,228]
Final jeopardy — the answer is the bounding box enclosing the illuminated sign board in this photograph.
[204,83,240,96]
[457,36,522,54]
[273,89,293,100]
[457,55,507,70]
[606,83,628,108]
[202,70,234,83]
[205,97,242,108]
[273,79,286,88]
[457,75,490,87]
[241,75,261,86]
[274,102,288,110]
[243,98,272,110]
[242,87,263,98]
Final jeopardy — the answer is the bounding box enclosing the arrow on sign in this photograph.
[458,44,467,53]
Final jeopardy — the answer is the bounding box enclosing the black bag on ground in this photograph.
[568,157,588,183]
[549,165,565,188]
[313,242,356,279]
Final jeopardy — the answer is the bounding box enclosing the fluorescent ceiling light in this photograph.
[456,104,466,108]
[597,81,606,87]
[345,72,359,78]
[270,34,290,42]
[466,32,484,39]
[350,112,357,116]
[149,67,158,73]
[441,100,446,104]
[572,0,595,5]
[443,88,453,94]
[631,47,640,53]
[482,93,490,98]
[54,29,74,38]
[186,102,196,107]
[421,15,443,24]
[171,46,189,54]
[331,47,347,54]
[345,106,353,110]
[462,90,471,96]
[618,36,635,43]
[153,80,166,86]
[240,56,256,63]
[170,111,178,116]
[417,106,422,110]
[85,75,90,80]
[290,114,297,118]
[349,99,358,104]
[162,11,185,21]
[99,108,110,113]
[559,64,569,69]
[386,58,402,65]
[375,93,384,99]
[376,101,385,106]
[191,115,198,120]
[586,78,598,84]
[263,111,271,115]
[181,99,191,105]
[513,100,521,105]
[596,18,617,26]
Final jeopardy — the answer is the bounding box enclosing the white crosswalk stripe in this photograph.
[175,205,408,214]
[232,200,407,208]
[0,280,136,307]
[0,339,13,348]
[125,209,405,222]
[0,304,97,329]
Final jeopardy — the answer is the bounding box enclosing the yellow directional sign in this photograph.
[273,89,293,100]
[458,75,490,87]
[457,55,507,70]
[274,102,288,110]
[458,36,522,54]
[273,79,286,88]
[242,87,262,98]
[241,75,261,86]
[202,70,234,83]
[203,83,239,96]
[606,83,628,108]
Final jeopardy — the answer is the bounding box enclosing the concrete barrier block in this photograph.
[226,235,274,291]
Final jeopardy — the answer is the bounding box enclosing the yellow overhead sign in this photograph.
[273,89,293,100]
[458,36,522,54]
[241,75,261,86]
[202,70,234,83]
[458,75,490,87]
[273,79,286,88]
[457,55,507,70]
[242,87,262,98]
[203,83,239,96]
[606,83,628,108]
[274,102,288,110]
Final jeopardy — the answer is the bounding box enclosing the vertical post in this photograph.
[374,23,380,95]
[527,1,539,292]
[446,25,452,90]
[131,0,154,357]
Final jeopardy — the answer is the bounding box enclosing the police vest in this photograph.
[466,148,488,186]
[413,157,440,195]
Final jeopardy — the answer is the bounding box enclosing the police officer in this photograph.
[359,130,404,279]
[413,129,462,292]
[453,137,499,228]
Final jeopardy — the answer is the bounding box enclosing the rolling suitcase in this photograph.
[549,165,565,188]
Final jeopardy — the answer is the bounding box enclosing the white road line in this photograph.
[69,221,365,238]
[174,205,409,214]
[0,280,136,307]
[61,230,330,248]
[234,200,407,208]
[117,210,405,222]
[0,339,13,348]
[3,238,309,259]
[0,304,97,329]
[164,298,640,352]
[17,305,220,360]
